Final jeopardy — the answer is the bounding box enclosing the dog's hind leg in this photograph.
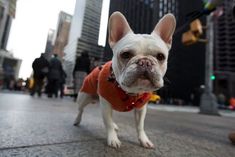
[73,92,93,126]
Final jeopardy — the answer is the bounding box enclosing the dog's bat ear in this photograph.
[151,14,176,49]
[108,12,133,48]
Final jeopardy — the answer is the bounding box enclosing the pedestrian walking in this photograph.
[73,51,90,101]
[47,54,63,98]
[60,68,67,98]
[31,53,49,97]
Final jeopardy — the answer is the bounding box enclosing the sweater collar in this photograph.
[107,64,140,97]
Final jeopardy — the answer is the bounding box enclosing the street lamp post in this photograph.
[199,15,219,115]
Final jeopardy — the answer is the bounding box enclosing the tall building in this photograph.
[0,0,21,88]
[44,29,55,60]
[64,0,104,84]
[53,11,72,59]
[164,0,206,104]
[152,0,179,29]
[0,0,17,49]
[214,0,235,99]
[104,0,206,104]
[104,0,155,61]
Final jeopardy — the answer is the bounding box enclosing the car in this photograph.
[64,85,75,97]
[149,93,161,104]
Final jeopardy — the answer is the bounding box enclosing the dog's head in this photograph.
[108,12,176,94]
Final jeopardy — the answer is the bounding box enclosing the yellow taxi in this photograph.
[149,93,161,104]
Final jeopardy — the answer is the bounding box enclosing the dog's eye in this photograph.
[156,53,165,61]
[120,51,133,59]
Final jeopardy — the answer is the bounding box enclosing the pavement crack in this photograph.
[0,138,103,151]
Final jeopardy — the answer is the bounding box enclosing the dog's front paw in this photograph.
[107,130,121,148]
[113,122,119,131]
[139,131,154,149]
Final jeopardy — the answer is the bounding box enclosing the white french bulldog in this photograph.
[74,12,176,149]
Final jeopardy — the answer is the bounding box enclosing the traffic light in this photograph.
[182,31,198,45]
[182,19,207,46]
[190,19,203,37]
[210,75,216,80]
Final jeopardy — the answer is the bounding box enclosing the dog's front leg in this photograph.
[100,96,121,148]
[134,105,154,148]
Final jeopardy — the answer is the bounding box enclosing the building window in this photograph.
[159,2,163,10]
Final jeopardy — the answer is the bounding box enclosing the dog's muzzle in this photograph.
[136,58,154,71]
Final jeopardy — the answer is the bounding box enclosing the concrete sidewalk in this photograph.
[148,104,235,117]
[0,92,234,157]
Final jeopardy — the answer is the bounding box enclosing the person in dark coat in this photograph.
[73,51,90,101]
[47,54,63,98]
[31,53,49,97]
[60,68,67,98]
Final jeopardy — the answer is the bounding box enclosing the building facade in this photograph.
[53,11,72,59]
[0,0,16,49]
[0,0,21,88]
[64,0,104,85]
[104,0,154,61]
[44,29,55,60]
[214,0,235,99]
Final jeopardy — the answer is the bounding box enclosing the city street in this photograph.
[0,92,235,157]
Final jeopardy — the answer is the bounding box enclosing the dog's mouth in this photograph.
[121,70,162,90]
[137,74,154,86]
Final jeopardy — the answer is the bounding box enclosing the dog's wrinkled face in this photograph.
[108,12,176,94]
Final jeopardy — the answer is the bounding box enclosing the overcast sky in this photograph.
[7,0,109,79]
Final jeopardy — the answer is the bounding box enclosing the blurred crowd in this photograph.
[0,51,99,100]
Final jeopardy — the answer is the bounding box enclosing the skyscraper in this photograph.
[0,0,21,83]
[214,0,235,99]
[64,0,104,84]
[165,0,205,104]
[0,0,17,49]
[53,11,72,58]
[44,29,55,60]
[104,0,156,61]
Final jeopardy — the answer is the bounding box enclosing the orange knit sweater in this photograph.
[80,61,151,112]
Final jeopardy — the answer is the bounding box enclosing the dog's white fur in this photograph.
[74,12,176,149]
